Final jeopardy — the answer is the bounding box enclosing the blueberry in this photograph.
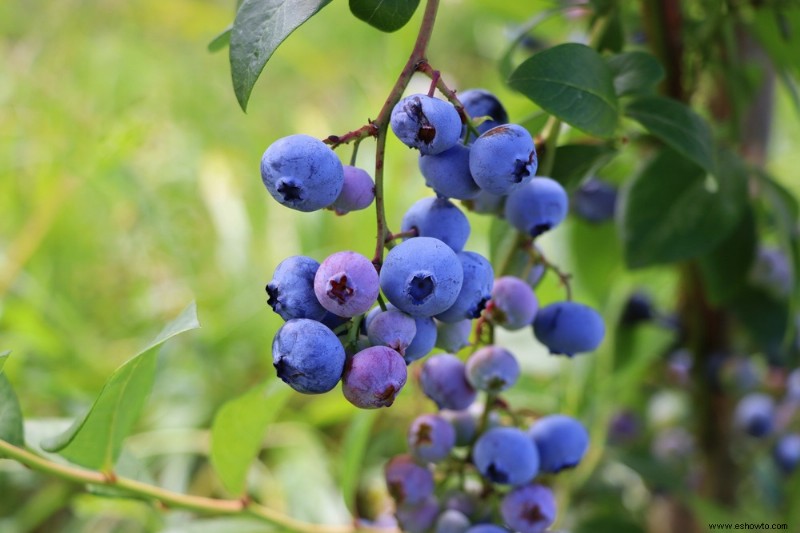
[408,413,456,463]
[473,427,539,485]
[465,526,509,533]
[435,252,494,324]
[367,308,417,356]
[787,368,800,402]
[342,346,407,408]
[750,247,793,299]
[266,256,327,321]
[435,509,472,533]
[528,414,589,473]
[331,165,375,214]
[505,177,568,237]
[384,454,434,506]
[396,496,440,533]
[487,276,538,330]
[314,251,379,317]
[571,177,617,223]
[461,190,506,216]
[380,237,464,317]
[620,290,655,326]
[465,346,520,393]
[272,319,346,394]
[435,319,472,353]
[260,134,344,212]
[733,393,775,437]
[401,197,471,253]
[391,94,462,155]
[500,484,556,533]
[773,433,800,473]
[420,353,477,410]
[460,88,509,139]
[366,304,437,364]
[469,124,537,195]
[440,408,479,447]
[419,144,481,200]
[532,301,605,356]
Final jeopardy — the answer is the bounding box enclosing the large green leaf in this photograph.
[549,144,616,191]
[607,51,665,97]
[0,350,9,374]
[0,373,24,447]
[508,43,619,138]
[698,207,757,305]
[624,95,715,173]
[230,0,333,111]
[349,0,420,32]
[210,380,291,496]
[618,149,746,269]
[41,303,201,470]
[339,410,377,513]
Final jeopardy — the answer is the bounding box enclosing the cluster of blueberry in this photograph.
[384,348,589,533]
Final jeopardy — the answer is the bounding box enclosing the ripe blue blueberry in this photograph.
[380,237,464,317]
[435,319,472,353]
[272,318,346,394]
[408,413,456,463]
[505,177,568,237]
[465,526,509,533]
[733,393,775,437]
[391,94,462,155]
[314,251,379,317]
[572,177,618,223]
[436,252,494,323]
[395,496,440,533]
[266,256,327,321]
[533,301,605,356]
[461,190,506,216]
[773,433,800,473]
[460,88,509,139]
[469,124,537,195]
[528,414,589,473]
[440,408,479,447]
[331,165,375,215]
[420,353,477,411]
[342,346,407,409]
[367,308,417,357]
[487,276,538,330]
[473,427,539,485]
[384,454,435,506]
[465,346,520,393]
[401,197,471,253]
[500,484,557,533]
[260,134,344,212]
[435,509,471,533]
[419,144,481,200]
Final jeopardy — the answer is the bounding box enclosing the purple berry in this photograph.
[435,509,471,533]
[420,353,477,410]
[505,177,568,237]
[384,454,434,506]
[408,413,456,463]
[460,88,509,139]
[734,393,775,437]
[500,484,556,533]
[331,165,375,214]
[260,134,344,212]
[272,319,346,394]
[380,237,464,317]
[487,276,538,330]
[773,433,800,473]
[436,252,494,323]
[314,251,379,317]
[533,301,605,356]
[401,197,471,253]
[396,496,440,533]
[528,414,589,473]
[473,427,539,485]
[435,319,472,353]
[440,408,479,447]
[465,346,520,393]
[419,144,481,200]
[266,256,327,321]
[367,309,417,356]
[469,124,536,195]
[572,177,617,223]
[391,94,462,155]
[342,346,407,408]
[366,304,437,364]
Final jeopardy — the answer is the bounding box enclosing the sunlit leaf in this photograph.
[349,0,420,32]
[0,350,9,374]
[0,373,24,447]
[208,26,232,53]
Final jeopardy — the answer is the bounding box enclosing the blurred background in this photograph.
[1,0,799,532]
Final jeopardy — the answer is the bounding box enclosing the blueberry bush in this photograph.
[1,0,800,532]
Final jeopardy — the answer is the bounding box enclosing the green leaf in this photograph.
[349,0,420,32]
[339,410,377,513]
[730,286,790,364]
[208,26,232,53]
[607,51,665,97]
[618,149,746,269]
[595,11,624,53]
[230,0,333,111]
[625,95,716,173]
[698,207,757,305]
[0,350,9,374]
[41,303,201,470]
[508,43,619,138]
[0,373,24,447]
[550,144,616,191]
[210,380,291,496]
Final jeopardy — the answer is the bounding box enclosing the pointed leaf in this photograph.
[0,373,24,447]
[230,0,332,111]
[208,26,232,53]
[550,144,616,191]
[607,51,665,97]
[210,380,291,495]
[349,0,420,32]
[41,303,201,470]
[0,350,9,374]
[508,43,619,138]
[698,208,757,305]
[625,95,715,173]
